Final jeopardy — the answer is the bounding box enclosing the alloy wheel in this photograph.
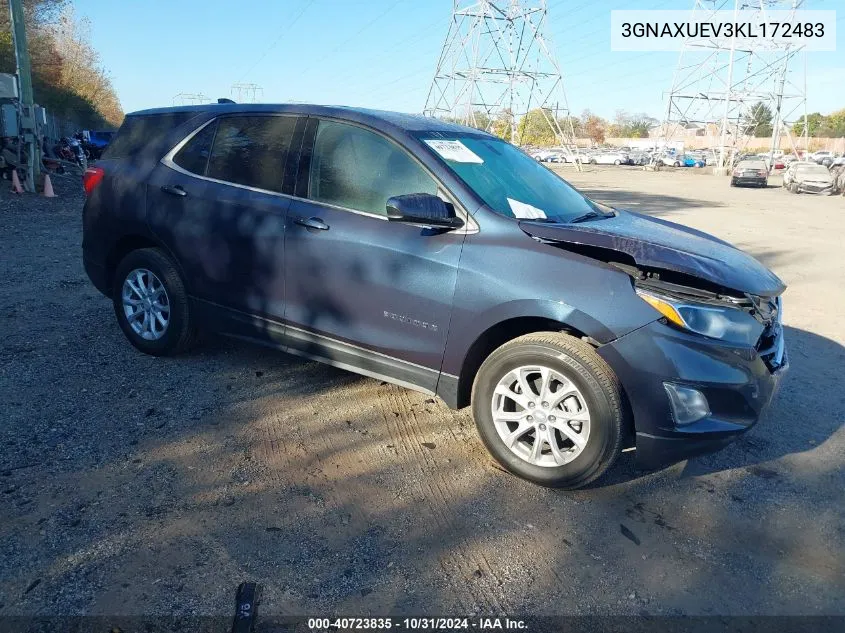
[121,268,170,340]
[491,365,591,467]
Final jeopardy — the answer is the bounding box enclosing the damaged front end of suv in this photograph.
[519,210,788,469]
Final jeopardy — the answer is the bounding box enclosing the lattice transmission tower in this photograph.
[231,83,264,103]
[660,0,808,171]
[172,92,212,106]
[423,0,578,160]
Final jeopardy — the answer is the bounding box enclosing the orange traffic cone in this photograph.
[10,169,23,194]
[42,173,56,198]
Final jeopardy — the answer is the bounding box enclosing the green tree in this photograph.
[490,109,514,140]
[517,108,556,146]
[743,101,773,137]
[468,110,492,132]
[820,108,845,136]
[792,112,825,136]
[560,115,583,138]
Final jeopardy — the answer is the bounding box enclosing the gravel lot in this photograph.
[1,168,844,623]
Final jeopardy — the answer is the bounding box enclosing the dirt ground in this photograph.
[1,168,844,624]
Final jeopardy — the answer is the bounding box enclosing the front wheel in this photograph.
[673,161,680,167]
[471,333,625,489]
[112,248,197,356]
[614,159,621,165]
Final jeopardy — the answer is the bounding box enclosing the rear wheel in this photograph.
[614,159,621,166]
[112,248,197,356]
[471,333,625,489]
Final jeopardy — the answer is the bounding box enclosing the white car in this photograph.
[656,153,682,167]
[588,151,630,165]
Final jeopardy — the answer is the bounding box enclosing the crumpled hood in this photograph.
[520,210,786,296]
[797,174,834,184]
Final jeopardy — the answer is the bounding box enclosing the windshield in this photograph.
[416,133,607,222]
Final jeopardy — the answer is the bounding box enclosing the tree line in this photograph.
[0,0,123,131]
[443,108,657,145]
[743,101,845,138]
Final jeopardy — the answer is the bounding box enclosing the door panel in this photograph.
[146,114,302,338]
[147,167,290,320]
[283,118,465,388]
[283,198,464,385]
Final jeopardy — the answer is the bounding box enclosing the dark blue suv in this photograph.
[81,104,788,489]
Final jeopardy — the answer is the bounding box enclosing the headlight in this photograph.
[636,288,764,346]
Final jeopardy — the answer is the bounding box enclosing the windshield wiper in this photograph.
[569,210,612,223]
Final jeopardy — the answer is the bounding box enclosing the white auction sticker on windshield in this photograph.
[424,140,484,164]
[508,198,547,220]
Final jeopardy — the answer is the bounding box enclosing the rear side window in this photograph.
[205,116,296,192]
[308,120,436,216]
[173,121,217,175]
[104,113,193,159]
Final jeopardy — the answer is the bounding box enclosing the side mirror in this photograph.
[386,194,464,230]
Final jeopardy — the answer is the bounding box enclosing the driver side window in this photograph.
[308,120,437,216]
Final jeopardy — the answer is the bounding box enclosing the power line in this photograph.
[296,0,405,78]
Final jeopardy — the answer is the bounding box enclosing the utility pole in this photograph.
[8,0,39,192]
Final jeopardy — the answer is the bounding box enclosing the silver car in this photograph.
[588,151,630,165]
[782,162,836,195]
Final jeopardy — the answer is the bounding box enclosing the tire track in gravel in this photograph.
[379,385,508,614]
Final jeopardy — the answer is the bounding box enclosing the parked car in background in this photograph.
[81,102,788,489]
[82,130,115,160]
[681,155,706,168]
[782,161,835,194]
[730,160,769,187]
[563,149,590,164]
[630,151,649,166]
[589,150,630,165]
[810,150,833,166]
[656,153,682,167]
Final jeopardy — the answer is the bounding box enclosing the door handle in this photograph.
[293,216,329,231]
[161,184,187,197]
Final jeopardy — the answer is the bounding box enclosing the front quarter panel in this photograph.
[441,210,659,377]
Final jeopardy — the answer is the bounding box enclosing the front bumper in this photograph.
[598,320,788,470]
[797,183,834,194]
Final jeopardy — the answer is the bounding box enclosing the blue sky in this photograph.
[75,0,843,119]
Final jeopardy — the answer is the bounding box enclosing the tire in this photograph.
[673,161,680,168]
[589,159,596,165]
[471,332,625,489]
[730,179,736,187]
[112,247,197,356]
[614,159,621,165]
